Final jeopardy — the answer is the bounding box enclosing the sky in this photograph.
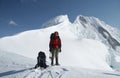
[0,0,120,37]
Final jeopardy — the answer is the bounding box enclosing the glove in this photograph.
[49,48,52,52]
[58,48,61,52]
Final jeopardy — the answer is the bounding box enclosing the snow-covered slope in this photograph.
[1,49,119,78]
[0,15,120,72]
[24,66,120,78]
[0,50,35,78]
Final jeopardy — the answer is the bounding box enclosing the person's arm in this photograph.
[49,40,52,52]
[58,37,61,52]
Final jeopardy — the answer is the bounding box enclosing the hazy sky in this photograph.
[0,0,120,37]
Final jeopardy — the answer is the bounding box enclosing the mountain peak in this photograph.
[42,15,70,28]
[74,15,107,29]
[74,15,96,24]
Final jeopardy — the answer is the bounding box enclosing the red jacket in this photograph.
[49,36,61,49]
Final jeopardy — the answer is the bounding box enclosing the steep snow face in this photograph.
[72,15,120,70]
[0,15,120,71]
[75,16,120,59]
[73,15,120,51]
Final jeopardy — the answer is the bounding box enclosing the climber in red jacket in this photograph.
[49,31,61,65]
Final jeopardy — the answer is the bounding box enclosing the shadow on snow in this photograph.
[0,67,33,77]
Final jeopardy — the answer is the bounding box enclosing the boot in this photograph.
[55,57,59,65]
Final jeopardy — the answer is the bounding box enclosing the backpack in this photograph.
[35,51,47,69]
[50,33,54,40]
[49,33,54,51]
[38,51,46,59]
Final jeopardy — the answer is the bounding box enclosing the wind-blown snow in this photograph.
[1,14,120,78]
[42,15,69,28]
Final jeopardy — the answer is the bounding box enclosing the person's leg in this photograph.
[51,50,55,65]
[55,49,59,65]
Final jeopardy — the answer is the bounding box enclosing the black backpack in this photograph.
[35,51,47,68]
[38,51,46,59]
[50,33,54,40]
